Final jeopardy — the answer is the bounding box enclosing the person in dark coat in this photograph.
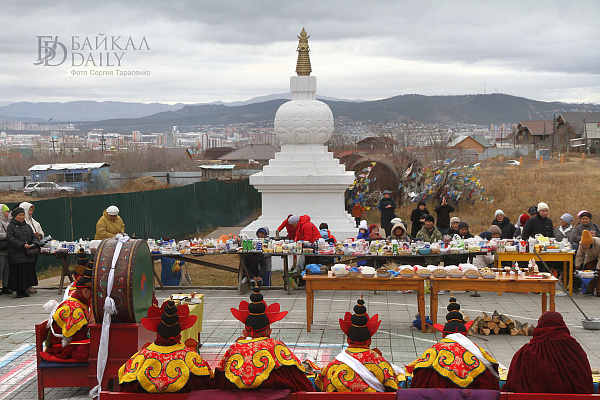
[503,311,593,394]
[410,200,429,238]
[522,202,553,240]
[492,209,516,239]
[7,207,39,298]
[434,196,455,235]
[378,190,396,238]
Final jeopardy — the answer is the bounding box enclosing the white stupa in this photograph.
[241,28,356,241]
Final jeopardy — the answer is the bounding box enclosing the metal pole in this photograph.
[583,119,589,154]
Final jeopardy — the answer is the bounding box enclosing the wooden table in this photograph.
[303,271,427,333]
[429,274,558,325]
[151,252,292,295]
[494,252,573,295]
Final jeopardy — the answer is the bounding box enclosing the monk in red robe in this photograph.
[503,311,593,394]
[411,298,499,390]
[214,285,314,392]
[315,296,399,392]
[40,262,93,363]
[119,300,213,393]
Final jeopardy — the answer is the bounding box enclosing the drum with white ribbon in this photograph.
[93,238,153,323]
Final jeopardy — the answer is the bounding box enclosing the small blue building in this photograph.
[29,163,111,192]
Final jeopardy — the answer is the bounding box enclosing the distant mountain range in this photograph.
[0,94,357,123]
[0,101,186,122]
[2,94,600,133]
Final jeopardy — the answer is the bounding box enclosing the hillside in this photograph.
[75,93,600,133]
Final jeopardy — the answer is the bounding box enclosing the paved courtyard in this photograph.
[2,279,600,399]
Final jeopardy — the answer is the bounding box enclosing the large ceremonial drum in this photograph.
[93,239,153,323]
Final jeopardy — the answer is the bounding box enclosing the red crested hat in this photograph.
[431,298,473,336]
[339,295,381,344]
[231,285,287,333]
[141,300,197,337]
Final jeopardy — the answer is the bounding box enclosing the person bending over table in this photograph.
[276,214,297,240]
[95,205,125,240]
[575,230,600,296]
[244,227,272,286]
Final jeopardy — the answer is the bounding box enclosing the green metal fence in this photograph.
[7,179,260,271]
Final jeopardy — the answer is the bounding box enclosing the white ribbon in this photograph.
[90,235,129,398]
[335,351,386,392]
[446,333,499,379]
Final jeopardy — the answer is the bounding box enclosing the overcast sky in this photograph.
[2,0,599,105]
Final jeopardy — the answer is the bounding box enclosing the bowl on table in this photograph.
[418,248,431,255]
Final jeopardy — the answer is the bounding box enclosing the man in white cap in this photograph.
[522,202,553,240]
[94,205,125,240]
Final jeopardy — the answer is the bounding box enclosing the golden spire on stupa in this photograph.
[295,28,311,76]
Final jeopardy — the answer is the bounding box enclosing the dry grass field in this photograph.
[366,154,600,236]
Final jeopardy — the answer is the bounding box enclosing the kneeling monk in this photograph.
[411,298,499,390]
[214,285,314,391]
[316,296,399,392]
[40,263,93,363]
[119,300,213,393]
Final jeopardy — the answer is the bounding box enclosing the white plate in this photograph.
[361,273,375,277]
[417,273,431,278]
[433,273,447,278]
[400,273,415,278]
[465,274,480,279]
[450,274,464,278]
[482,274,496,279]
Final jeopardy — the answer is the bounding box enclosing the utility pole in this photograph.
[583,119,589,154]
[50,136,58,158]
[100,132,106,156]
[551,113,556,157]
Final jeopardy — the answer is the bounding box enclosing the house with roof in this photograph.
[447,134,492,154]
[218,144,279,165]
[556,112,600,152]
[29,162,110,192]
[582,121,600,154]
[356,137,398,153]
[515,121,554,148]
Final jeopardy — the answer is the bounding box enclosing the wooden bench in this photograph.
[35,322,90,400]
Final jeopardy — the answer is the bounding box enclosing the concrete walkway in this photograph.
[3,275,600,399]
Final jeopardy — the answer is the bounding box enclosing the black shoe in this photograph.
[23,292,30,298]
[15,293,24,299]
[2,288,12,295]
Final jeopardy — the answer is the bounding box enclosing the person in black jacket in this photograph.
[434,196,455,235]
[410,201,429,238]
[522,202,553,240]
[378,190,396,238]
[7,207,39,298]
[492,210,516,239]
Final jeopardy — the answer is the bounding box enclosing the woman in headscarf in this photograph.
[571,211,600,251]
[0,204,11,294]
[19,202,44,239]
[19,202,43,294]
[503,311,593,394]
[7,207,39,298]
